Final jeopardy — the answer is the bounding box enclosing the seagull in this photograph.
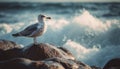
[12,14,51,44]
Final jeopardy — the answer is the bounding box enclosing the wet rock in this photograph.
[91,66,101,69]
[58,47,73,56]
[0,39,23,61]
[23,43,75,60]
[0,57,91,69]
[0,58,33,69]
[103,58,120,69]
[44,57,91,69]
[0,40,92,69]
[0,39,21,51]
[0,48,23,61]
[0,58,64,69]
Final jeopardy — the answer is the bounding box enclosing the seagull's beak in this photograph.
[46,17,51,19]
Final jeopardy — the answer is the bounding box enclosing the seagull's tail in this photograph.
[12,33,20,37]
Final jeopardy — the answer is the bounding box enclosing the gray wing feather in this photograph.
[19,23,38,36]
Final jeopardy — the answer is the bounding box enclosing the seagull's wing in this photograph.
[19,23,38,36]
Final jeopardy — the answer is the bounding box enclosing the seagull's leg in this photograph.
[34,37,37,45]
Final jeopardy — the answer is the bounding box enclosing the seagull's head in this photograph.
[38,14,51,22]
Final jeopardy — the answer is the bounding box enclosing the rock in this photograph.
[0,39,23,61]
[0,40,92,69]
[44,57,91,69]
[103,58,120,69]
[0,58,50,69]
[0,49,4,61]
[23,43,75,60]
[0,48,23,61]
[91,66,101,69]
[31,57,65,69]
[0,39,21,51]
[58,47,73,57]
[0,57,91,69]
[0,58,33,69]
[0,58,64,69]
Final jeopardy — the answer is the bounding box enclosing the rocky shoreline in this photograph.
[0,39,119,69]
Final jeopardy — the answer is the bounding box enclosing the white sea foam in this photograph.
[73,10,108,32]
[63,40,99,60]
[0,23,25,35]
[0,23,13,35]
[63,39,120,67]
[10,22,25,31]
[47,19,69,31]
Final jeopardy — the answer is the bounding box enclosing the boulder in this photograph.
[0,39,21,51]
[23,43,75,60]
[0,57,91,69]
[58,47,74,57]
[44,57,91,69]
[103,58,120,69]
[0,40,93,69]
[91,66,101,69]
[0,58,64,69]
[0,48,23,61]
[0,39,23,61]
[0,58,33,69]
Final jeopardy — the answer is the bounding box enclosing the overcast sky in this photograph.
[0,0,120,2]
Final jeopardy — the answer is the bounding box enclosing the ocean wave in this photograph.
[63,40,99,60]
[0,2,74,10]
[43,10,120,47]
[0,23,24,35]
[0,23,13,35]
[1,2,119,12]
[47,18,69,31]
[0,9,120,46]
[63,39,120,67]
[73,10,108,32]
[68,10,120,46]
